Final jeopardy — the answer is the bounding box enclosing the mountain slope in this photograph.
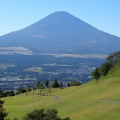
[0,11,120,54]
[2,66,120,120]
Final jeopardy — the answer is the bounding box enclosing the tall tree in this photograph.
[53,79,59,88]
[45,80,49,88]
[37,82,44,94]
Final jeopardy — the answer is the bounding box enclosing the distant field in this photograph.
[0,47,108,59]
[2,74,120,120]
[40,53,108,59]
[0,47,33,55]
[0,63,15,70]
[23,67,43,74]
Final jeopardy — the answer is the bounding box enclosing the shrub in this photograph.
[22,108,70,120]
[67,81,82,87]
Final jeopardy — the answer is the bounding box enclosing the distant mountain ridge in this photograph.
[0,11,120,54]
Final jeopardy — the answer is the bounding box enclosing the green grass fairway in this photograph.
[2,66,120,120]
[2,78,120,120]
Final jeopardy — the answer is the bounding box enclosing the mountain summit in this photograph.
[0,11,120,54]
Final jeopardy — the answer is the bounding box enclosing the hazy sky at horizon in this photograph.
[0,0,120,37]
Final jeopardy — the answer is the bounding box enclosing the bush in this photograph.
[67,81,82,87]
[22,108,70,120]
[4,90,15,97]
[16,88,26,94]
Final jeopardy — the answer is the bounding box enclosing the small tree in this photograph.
[92,68,101,81]
[45,80,49,88]
[17,87,26,94]
[59,82,63,88]
[25,85,31,92]
[37,82,44,94]
[0,100,8,120]
[53,79,59,88]
[67,83,70,87]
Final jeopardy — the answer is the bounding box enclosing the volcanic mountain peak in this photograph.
[0,11,120,54]
[18,11,91,37]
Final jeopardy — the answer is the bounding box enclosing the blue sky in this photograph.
[0,0,120,37]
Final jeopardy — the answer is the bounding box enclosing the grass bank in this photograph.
[2,66,120,120]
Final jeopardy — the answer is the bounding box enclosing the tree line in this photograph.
[92,51,120,80]
[0,78,82,97]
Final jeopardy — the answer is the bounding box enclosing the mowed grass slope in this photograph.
[2,66,120,120]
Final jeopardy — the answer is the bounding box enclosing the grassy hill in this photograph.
[2,65,120,120]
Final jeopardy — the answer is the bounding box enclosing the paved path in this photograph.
[102,100,120,104]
